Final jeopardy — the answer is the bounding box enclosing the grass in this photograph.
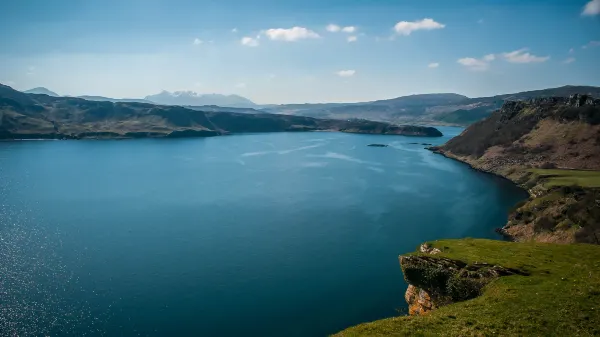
[334,238,600,336]
[529,169,600,188]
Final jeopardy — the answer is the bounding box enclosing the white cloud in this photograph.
[582,0,600,15]
[235,83,246,88]
[569,48,575,54]
[393,18,445,36]
[267,74,276,80]
[241,37,259,47]
[26,66,35,76]
[501,48,549,63]
[563,57,576,64]
[264,27,320,41]
[341,26,356,33]
[347,36,357,42]
[458,57,490,71]
[483,54,496,62]
[193,38,203,45]
[428,63,439,68]
[326,24,341,32]
[477,19,484,24]
[232,28,238,33]
[336,70,356,77]
[582,40,600,49]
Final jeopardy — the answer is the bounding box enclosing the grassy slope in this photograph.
[335,239,600,336]
[529,169,600,188]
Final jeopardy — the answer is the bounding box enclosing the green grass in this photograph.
[334,238,600,336]
[529,169,600,188]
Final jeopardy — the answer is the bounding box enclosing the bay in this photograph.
[0,127,526,336]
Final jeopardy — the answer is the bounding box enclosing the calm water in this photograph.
[0,127,526,336]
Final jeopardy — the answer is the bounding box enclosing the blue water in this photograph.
[0,127,526,336]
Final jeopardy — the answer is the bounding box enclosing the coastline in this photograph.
[427,146,530,241]
[0,128,445,142]
[427,147,528,193]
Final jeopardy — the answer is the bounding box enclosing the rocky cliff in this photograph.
[430,94,600,244]
[335,239,600,336]
[401,244,526,316]
[0,84,442,139]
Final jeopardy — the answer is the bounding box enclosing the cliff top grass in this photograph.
[529,168,600,188]
[334,238,600,336]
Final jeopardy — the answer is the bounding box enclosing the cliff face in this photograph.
[431,94,600,244]
[400,244,526,315]
[0,84,442,139]
[435,94,600,171]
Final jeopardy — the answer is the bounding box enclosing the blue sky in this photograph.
[0,0,599,104]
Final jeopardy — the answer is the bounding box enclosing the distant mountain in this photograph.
[23,87,59,97]
[145,91,257,108]
[77,95,153,104]
[263,86,600,126]
[262,93,470,124]
[368,93,469,107]
[0,83,442,140]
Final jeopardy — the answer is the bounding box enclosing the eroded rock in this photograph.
[399,252,527,316]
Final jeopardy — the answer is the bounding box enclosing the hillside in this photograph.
[262,93,469,124]
[0,84,442,139]
[336,239,600,336]
[431,94,600,244]
[265,86,600,126]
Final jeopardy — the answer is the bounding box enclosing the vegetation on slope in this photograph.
[265,85,600,126]
[430,94,600,244]
[528,169,600,188]
[335,239,600,336]
[0,84,442,139]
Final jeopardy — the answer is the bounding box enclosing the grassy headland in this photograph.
[336,239,600,336]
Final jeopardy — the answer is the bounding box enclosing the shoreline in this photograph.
[0,129,445,142]
[427,147,529,241]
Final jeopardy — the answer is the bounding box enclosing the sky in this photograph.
[0,0,599,104]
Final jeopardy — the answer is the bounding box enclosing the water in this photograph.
[0,127,527,336]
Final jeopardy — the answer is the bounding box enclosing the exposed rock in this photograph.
[399,253,527,316]
[405,285,437,315]
[419,243,441,255]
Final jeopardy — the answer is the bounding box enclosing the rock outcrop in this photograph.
[400,244,527,316]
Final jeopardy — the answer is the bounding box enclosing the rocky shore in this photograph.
[429,94,600,244]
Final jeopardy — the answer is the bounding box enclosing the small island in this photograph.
[367,144,388,147]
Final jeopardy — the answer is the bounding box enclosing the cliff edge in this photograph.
[335,239,600,336]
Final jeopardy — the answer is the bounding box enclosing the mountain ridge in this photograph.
[20,85,600,126]
[0,84,442,139]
